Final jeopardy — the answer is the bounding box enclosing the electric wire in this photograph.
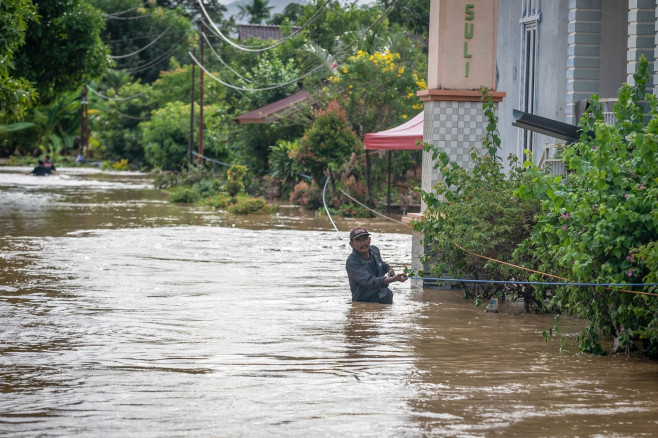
[201,31,257,84]
[321,175,658,296]
[86,85,147,102]
[103,12,151,21]
[198,0,331,52]
[117,40,187,74]
[103,3,145,18]
[191,151,232,167]
[189,0,400,92]
[323,175,351,250]
[339,188,405,224]
[111,25,173,59]
[105,106,149,121]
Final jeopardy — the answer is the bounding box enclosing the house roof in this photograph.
[238,24,301,41]
[233,90,311,124]
[363,112,424,150]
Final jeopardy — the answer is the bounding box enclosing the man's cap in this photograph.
[350,227,370,241]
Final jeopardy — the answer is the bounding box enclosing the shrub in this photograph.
[515,56,658,356]
[226,164,248,196]
[142,102,190,170]
[295,100,361,199]
[168,187,200,203]
[198,193,232,209]
[413,89,542,309]
[289,181,323,210]
[227,196,274,214]
[338,202,373,218]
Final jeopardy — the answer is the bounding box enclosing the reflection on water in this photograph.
[1,166,658,437]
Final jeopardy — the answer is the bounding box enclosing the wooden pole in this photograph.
[365,150,373,208]
[189,48,196,166]
[198,20,205,165]
[387,150,392,214]
[81,85,89,158]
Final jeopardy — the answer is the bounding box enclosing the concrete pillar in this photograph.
[566,0,602,124]
[655,2,658,94]
[411,1,505,282]
[627,0,656,87]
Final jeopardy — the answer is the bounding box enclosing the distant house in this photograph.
[233,90,310,124]
[237,24,301,41]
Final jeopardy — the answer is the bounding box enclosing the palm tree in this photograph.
[237,0,274,24]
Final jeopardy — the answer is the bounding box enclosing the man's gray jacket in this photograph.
[345,245,392,303]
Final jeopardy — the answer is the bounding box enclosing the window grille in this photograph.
[519,0,541,159]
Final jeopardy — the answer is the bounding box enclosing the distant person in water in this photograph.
[25,160,57,176]
[43,155,56,171]
[345,227,407,304]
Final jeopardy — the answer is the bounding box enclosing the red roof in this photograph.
[233,90,310,124]
[363,111,424,150]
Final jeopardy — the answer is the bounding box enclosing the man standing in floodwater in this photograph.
[345,227,407,304]
[43,155,56,171]
[25,160,57,176]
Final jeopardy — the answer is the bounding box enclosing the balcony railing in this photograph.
[538,98,619,175]
[538,143,566,176]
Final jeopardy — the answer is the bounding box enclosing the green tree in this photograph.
[156,0,228,26]
[142,100,226,170]
[0,0,39,124]
[321,48,426,139]
[12,0,109,107]
[228,53,307,172]
[93,0,194,84]
[93,79,154,165]
[269,2,305,25]
[142,101,192,170]
[377,0,430,38]
[237,0,274,24]
[294,100,361,205]
[299,1,384,51]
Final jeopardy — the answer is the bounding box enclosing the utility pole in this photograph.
[189,49,196,166]
[198,19,205,165]
[80,85,89,158]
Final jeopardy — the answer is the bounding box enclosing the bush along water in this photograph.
[412,88,542,312]
[515,56,658,357]
[415,60,657,358]
[165,164,277,215]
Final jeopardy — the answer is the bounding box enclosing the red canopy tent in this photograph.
[362,111,424,213]
[363,111,423,150]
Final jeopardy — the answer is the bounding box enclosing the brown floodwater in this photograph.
[1,166,657,437]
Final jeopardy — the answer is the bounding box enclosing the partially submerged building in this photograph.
[411,0,657,267]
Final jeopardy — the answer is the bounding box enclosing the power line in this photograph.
[201,31,257,84]
[117,40,187,74]
[111,25,173,59]
[103,3,145,18]
[198,0,331,53]
[87,86,147,102]
[189,0,401,93]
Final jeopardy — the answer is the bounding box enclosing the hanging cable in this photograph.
[117,41,186,74]
[86,86,147,102]
[103,3,146,18]
[105,106,149,121]
[110,25,173,59]
[201,31,257,84]
[339,188,406,224]
[103,12,150,21]
[198,0,331,52]
[323,175,351,250]
[189,0,400,93]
